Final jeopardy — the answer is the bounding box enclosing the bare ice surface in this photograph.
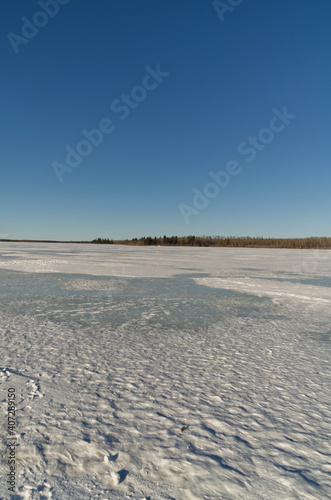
[0,243,331,499]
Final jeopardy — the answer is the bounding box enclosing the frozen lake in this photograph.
[0,243,331,499]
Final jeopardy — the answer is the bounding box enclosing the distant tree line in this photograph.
[92,238,114,244]
[91,236,331,249]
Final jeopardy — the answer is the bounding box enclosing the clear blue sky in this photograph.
[1,0,330,240]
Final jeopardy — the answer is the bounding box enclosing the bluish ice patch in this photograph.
[0,269,280,331]
[1,269,329,343]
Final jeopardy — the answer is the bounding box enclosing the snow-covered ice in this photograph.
[0,243,331,499]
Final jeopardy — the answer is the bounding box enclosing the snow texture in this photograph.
[0,243,330,499]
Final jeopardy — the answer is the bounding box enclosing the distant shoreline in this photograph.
[1,236,331,250]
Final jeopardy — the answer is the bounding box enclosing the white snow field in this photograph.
[0,242,331,500]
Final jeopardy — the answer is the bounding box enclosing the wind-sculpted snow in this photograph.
[0,243,330,499]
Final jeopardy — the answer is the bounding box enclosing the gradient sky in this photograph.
[1,0,330,240]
